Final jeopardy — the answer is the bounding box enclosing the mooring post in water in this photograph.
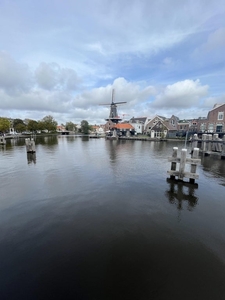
[170,147,178,180]
[190,148,199,184]
[207,134,212,152]
[216,135,223,152]
[212,134,218,152]
[201,134,207,153]
[178,149,187,180]
[221,136,225,160]
[168,147,200,183]
[191,133,198,153]
[0,136,6,145]
[25,138,36,153]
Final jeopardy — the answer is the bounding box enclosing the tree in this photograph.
[0,117,10,132]
[81,120,92,134]
[16,123,27,133]
[66,121,76,131]
[27,120,38,132]
[13,119,27,132]
[41,115,57,132]
[13,119,25,128]
[37,120,45,131]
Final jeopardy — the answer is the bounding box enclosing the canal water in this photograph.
[0,136,225,300]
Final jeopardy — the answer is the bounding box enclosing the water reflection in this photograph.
[36,135,58,146]
[27,153,36,164]
[10,138,25,147]
[0,144,6,151]
[106,140,119,163]
[201,156,225,180]
[166,178,198,211]
[81,136,89,142]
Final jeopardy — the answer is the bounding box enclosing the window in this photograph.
[208,123,214,132]
[218,112,224,120]
[200,123,205,131]
[216,124,223,133]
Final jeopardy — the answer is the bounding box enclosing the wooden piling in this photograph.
[190,148,199,184]
[0,136,6,145]
[179,149,187,180]
[222,136,225,160]
[212,134,218,151]
[168,147,200,183]
[25,138,36,153]
[191,134,198,153]
[207,134,212,152]
[170,147,178,180]
[201,134,207,153]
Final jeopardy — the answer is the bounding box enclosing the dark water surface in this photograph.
[1,136,225,300]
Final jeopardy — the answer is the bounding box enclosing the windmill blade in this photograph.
[113,101,127,105]
[99,101,126,105]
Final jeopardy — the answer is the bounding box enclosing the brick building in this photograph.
[198,103,225,134]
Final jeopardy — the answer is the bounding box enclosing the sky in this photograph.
[0,0,225,125]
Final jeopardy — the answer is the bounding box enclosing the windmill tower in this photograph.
[99,89,126,124]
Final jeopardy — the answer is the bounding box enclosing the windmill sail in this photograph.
[99,89,126,123]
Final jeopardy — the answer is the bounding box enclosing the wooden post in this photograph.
[170,147,178,180]
[207,134,212,152]
[202,134,207,153]
[216,136,222,152]
[168,147,200,183]
[178,149,187,180]
[25,138,36,153]
[212,134,218,151]
[221,136,225,160]
[0,136,6,145]
[190,148,199,184]
[191,134,198,153]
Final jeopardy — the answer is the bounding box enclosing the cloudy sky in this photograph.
[0,0,225,125]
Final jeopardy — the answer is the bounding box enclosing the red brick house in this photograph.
[198,103,225,134]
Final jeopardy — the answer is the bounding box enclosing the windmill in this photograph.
[99,89,126,124]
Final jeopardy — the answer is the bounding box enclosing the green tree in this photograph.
[27,120,38,132]
[0,117,10,132]
[41,115,57,132]
[37,120,45,131]
[13,118,25,128]
[81,120,92,134]
[16,123,27,133]
[66,121,76,131]
[13,118,27,132]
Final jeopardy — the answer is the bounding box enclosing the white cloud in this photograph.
[71,77,156,110]
[152,79,208,108]
[202,95,225,108]
[35,62,81,91]
[0,51,32,95]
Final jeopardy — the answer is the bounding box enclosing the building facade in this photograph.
[198,104,225,134]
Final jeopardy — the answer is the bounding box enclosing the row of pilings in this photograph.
[191,133,225,159]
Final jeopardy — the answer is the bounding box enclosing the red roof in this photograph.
[114,123,134,130]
